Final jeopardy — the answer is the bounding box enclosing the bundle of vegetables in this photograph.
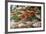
[10,9,21,22]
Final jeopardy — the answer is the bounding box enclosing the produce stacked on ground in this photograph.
[10,5,41,29]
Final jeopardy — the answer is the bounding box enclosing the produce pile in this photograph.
[10,5,41,29]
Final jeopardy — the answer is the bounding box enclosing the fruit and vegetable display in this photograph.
[10,5,41,29]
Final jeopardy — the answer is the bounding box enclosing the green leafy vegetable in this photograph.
[11,15,20,22]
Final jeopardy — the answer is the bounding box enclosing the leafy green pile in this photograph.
[11,15,20,22]
[11,10,21,22]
